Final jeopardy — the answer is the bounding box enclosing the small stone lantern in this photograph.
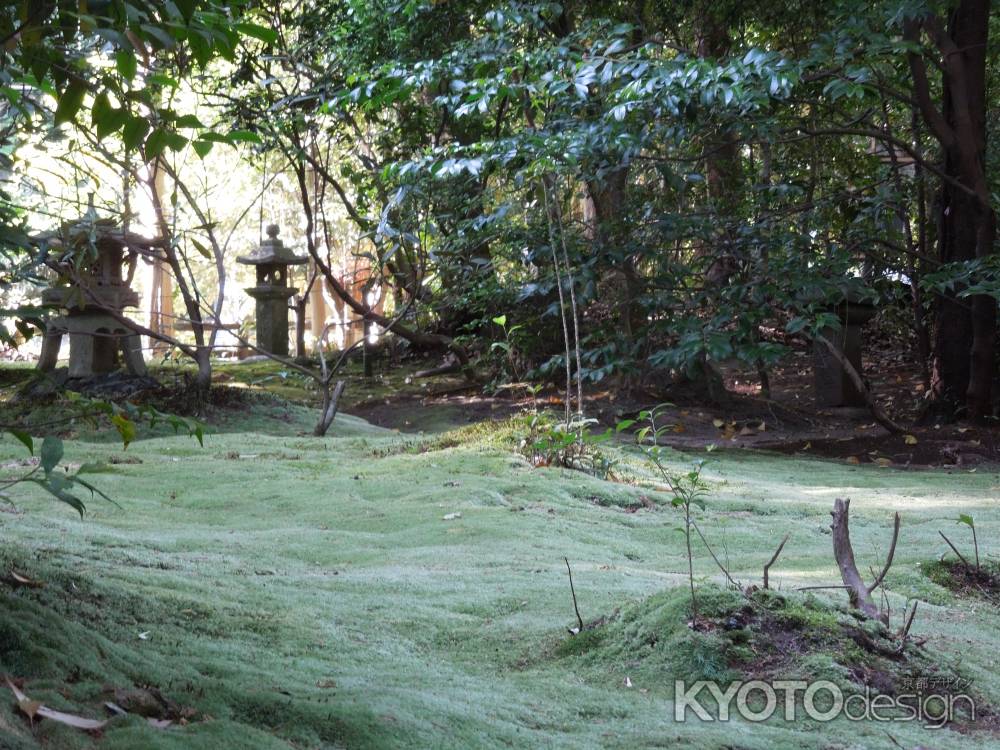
[37,220,148,378]
[237,224,307,356]
[813,290,878,408]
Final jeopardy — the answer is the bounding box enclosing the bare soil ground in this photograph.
[350,344,999,469]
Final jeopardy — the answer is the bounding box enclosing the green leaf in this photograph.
[115,49,137,79]
[615,419,635,433]
[236,22,278,46]
[193,424,204,447]
[9,429,33,455]
[173,113,204,128]
[122,115,150,150]
[92,92,125,139]
[145,127,188,157]
[189,237,212,259]
[147,72,179,88]
[140,23,176,49]
[957,514,975,528]
[492,314,507,327]
[30,476,85,517]
[226,129,262,145]
[40,435,64,474]
[111,414,136,449]
[785,317,808,334]
[192,139,213,158]
[54,77,88,125]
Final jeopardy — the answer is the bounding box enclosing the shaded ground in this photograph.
[332,347,999,469]
[5,332,995,470]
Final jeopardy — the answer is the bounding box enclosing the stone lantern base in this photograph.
[37,313,147,378]
[246,285,297,357]
[813,302,878,408]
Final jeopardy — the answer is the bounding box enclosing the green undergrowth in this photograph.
[0,397,997,749]
[370,418,520,457]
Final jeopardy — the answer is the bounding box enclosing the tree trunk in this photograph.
[314,380,346,437]
[193,348,212,399]
[908,1,994,421]
[294,294,308,360]
[830,499,882,621]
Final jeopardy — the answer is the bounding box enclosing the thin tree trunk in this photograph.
[314,380,346,436]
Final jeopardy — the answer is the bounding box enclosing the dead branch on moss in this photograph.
[564,557,584,635]
[868,513,901,594]
[763,533,789,590]
[691,520,740,589]
[831,498,900,623]
[938,530,972,569]
[895,601,919,654]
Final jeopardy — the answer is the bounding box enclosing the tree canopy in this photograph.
[1,0,998,422]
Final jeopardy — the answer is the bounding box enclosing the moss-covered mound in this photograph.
[554,584,987,727]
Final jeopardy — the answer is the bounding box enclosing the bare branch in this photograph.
[564,557,585,634]
[938,531,972,568]
[867,513,901,594]
[763,533,790,590]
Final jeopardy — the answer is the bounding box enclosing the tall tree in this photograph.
[905,0,995,421]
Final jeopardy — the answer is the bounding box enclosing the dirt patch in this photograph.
[923,559,1000,605]
[763,428,1000,468]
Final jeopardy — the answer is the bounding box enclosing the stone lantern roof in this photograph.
[38,218,158,312]
[237,225,308,266]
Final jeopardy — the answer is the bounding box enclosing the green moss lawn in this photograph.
[0,395,997,749]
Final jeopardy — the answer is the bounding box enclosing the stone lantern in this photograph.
[813,290,878,408]
[237,224,307,356]
[37,220,148,378]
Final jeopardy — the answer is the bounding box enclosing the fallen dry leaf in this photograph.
[7,678,107,731]
[904,434,918,445]
[8,570,43,588]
